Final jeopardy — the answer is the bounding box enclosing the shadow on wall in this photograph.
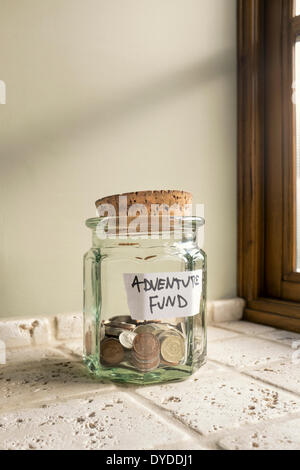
[1,49,235,174]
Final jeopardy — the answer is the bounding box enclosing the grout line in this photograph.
[0,384,119,415]
[207,357,300,399]
[215,410,300,449]
[239,368,300,398]
[1,324,300,449]
[1,351,300,450]
[124,389,220,450]
[210,323,299,349]
[124,387,300,449]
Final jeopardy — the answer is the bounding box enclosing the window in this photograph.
[238,0,300,332]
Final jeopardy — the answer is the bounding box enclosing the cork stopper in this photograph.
[95,190,193,216]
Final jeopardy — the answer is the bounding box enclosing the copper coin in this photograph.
[132,351,159,363]
[100,338,124,365]
[133,333,160,360]
[132,354,160,372]
[85,330,92,356]
[134,324,156,334]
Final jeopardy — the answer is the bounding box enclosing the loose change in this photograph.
[99,316,186,371]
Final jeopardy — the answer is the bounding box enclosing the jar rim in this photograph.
[85,216,205,231]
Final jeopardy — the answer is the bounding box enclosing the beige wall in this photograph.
[0,0,237,318]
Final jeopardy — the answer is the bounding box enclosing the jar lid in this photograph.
[95,190,193,217]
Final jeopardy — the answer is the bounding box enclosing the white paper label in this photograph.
[123,270,203,321]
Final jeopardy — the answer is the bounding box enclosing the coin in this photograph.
[105,321,136,331]
[104,319,136,338]
[100,338,125,365]
[105,325,127,337]
[160,335,185,364]
[133,333,160,359]
[132,354,160,372]
[142,324,176,337]
[177,321,187,337]
[99,325,105,341]
[110,315,137,325]
[119,330,137,350]
[134,324,156,334]
[85,330,92,356]
[157,326,185,342]
[160,359,178,367]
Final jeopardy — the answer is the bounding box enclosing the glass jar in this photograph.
[83,216,207,385]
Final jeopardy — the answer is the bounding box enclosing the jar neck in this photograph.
[91,229,198,249]
[86,216,204,249]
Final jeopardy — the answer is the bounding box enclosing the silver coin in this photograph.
[143,323,164,335]
[119,330,137,349]
[177,321,187,337]
[157,327,185,343]
[105,325,130,337]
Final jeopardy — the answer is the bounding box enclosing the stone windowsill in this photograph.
[0,299,300,450]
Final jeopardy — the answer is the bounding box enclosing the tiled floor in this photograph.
[0,321,299,450]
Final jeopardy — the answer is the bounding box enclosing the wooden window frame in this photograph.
[238,0,300,333]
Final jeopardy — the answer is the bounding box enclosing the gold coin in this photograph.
[160,335,185,364]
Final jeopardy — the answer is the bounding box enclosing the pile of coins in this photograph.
[99,316,186,372]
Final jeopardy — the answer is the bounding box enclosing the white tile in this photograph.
[55,313,83,340]
[213,299,245,323]
[244,359,300,396]
[219,418,300,450]
[32,319,51,345]
[258,329,300,347]
[207,326,240,342]
[0,358,114,412]
[137,368,300,435]
[218,321,276,336]
[59,341,83,358]
[0,318,51,349]
[208,336,290,370]
[206,301,214,325]
[6,347,67,364]
[0,393,188,450]
[0,320,33,348]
